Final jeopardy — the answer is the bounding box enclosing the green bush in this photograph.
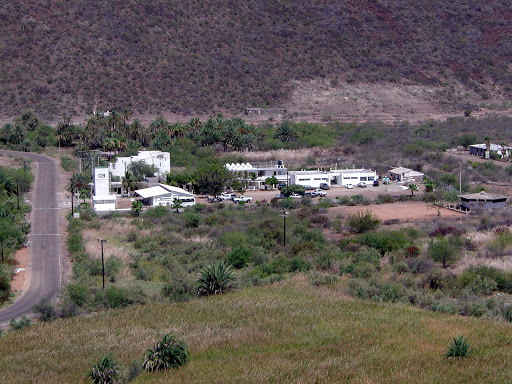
[446,336,472,359]
[33,298,56,322]
[197,261,236,296]
[360,230,408,256]
[225,246,251,269]
[142,333,189,372]
[9,316,31,331]
[463,276,497,296]
[88,354,121,384]
[99,286,134,309]
[183,211,200,228]
[0,264,11,302]
[67,282,88,307]
[429,238,460,268]
[375,194,395,204]
[352,261,375,278]
[289,257,311,272]
[347,210,380,233]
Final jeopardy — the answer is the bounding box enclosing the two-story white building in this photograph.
[109,151,171,179]
[226,161,288,189]
[329,168,378,187]
[288,170,330,188]
[92,167,117,212]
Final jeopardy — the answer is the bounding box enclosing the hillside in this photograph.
[1,1,512,121]
[1,277,512,383]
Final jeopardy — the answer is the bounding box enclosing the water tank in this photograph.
[277,160,283,168]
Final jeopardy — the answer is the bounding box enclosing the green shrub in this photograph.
[429,238,460,268]
[446,336,472,359]
[197,261,236,296]
[88,354,121,384]
[9,316,31,331]
[33,298,56,322]
[352,261,375,278]
[0,264,11,302]
[142,333,189,372]
[347,210,380,233]
[254,256,290,277]
[376,194,395,204]
[225,246,251,269]
[289,257,311,272]
[67,282,88,307]
[183,212,200,228]
[105,256,122,282]
[381,283,407,302]
[393,262,409,274]
[463,276,497,296]
[360,230,408,256]
[100,286,134,309]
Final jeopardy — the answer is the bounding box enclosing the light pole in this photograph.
[98,239,106,290]
[279,209,290,246]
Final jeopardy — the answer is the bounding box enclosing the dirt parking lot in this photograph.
[241,184,413,202]
[326,202,464,222]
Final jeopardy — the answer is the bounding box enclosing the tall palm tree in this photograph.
[484,136,492,153]
[409,184,418,197]
[121,171,135,195]
[500,141,508,161]
[172,198,183,213]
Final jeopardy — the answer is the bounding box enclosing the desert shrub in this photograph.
[225,246,251,269]
[347,210,380,233]
[67,282,88,307]
[88,354,121,384]
[431,299,459,315]
[429,225,461,237]
[336,196,352,206]
[9,316,31,331]
[406,246,420,258]
[162,269,195,302]
[59,300,79,318]
[429,238,461,268]
[352,261,375,278]
[487,229,512,257]
[426,268,454,290]
[393,262,409,274]
[98,286,135,309]
[463,276,497,296]
[309,272,338,287]
[143,206,169,219]
[502,305,512,322]
[67,232,84,253]
[351,195,369,205]
[221,231,247,247]
[33,298,56,322]
[360,230,409,256]
[347,278,372,299]
[105,256,122,282]
[446,336,472,359]
[255,256,291,277]
[289,257,311,272]
[0,264,11,302]
[301,229,325,243]
[407,257,434,275]
[354,247,381,265]
[464,265,512,293]
[381,283,407,303]
[142,333,189,372]
[375,194,395,204]
[317,198,336,208]
[183,211,200,228]
[301,196,312,207]
[197,261,236,296]
[126,231,137,242]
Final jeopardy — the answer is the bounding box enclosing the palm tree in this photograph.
[409,184,418,197]
[142,333,189,372]
[484,136,492,156]
[172,198,183,213]
[197,261,236,296]
[273,121,299,142]
[500,141,508,161]
[88,354,121,384]
[423,177,436,193]
[131,200,143,216]
[121,171,135,195]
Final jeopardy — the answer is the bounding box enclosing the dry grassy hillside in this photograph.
[1,1,512,120]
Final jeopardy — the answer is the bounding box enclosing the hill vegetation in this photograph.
[1,1,512,119]
[2,279,512,383]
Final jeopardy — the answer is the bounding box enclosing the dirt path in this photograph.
[326,202,464,221]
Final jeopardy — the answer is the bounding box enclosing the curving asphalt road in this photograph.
[0,150,60,323]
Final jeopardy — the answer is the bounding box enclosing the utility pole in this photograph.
[459,171,462,194]
[70,175,74,217]
[99,239,106,290]
[16,184,19,210]
[279,209,289,247]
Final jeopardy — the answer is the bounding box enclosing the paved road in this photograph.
[0,151,60,323]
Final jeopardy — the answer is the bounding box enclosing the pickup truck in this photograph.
[290,193,302,199]
[219,193,237,201]
[233,195,253,203]
[313,189,327,197]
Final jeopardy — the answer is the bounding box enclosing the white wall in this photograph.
[332,170,377,186]
[289,172,329,188]
[94,168,111,196]
[108,151,171,178]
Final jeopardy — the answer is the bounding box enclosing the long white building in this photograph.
[134,184,195,207]
[288,171,329,188]
[92,167,116,212]
[109,151,171,178]
[329,168,377,186]
[225,161,288,189]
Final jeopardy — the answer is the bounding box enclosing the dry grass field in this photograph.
[0,276,512,383]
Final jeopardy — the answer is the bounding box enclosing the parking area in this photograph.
[240,183,414,202]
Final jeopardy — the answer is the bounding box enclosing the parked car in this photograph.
[277,184,287,190]
[357,182,367,188]
[345,184,354,189]
[304,191,316,197]
[302,185,315,190]
[373,180,379,187]
[399,185,409,190]
[319,183,330,190]
[207,196,220,203]
[233,195,253,203]
[290,193,302,199]
[275,193,286,199]
[314,189,327,197]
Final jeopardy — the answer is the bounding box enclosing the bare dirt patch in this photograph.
[11,247,30,293]
[326,202,464,222]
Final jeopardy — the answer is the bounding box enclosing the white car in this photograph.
[399,185,409,190]
[314,189,327,197]
[219,193,237,201]
[345,184,354,189]
[290,193,302,199]
[233,195,253,203]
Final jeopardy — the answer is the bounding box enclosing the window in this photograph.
[368,176,375,181]
[298,178,310,181]
[278,171,286,175]
[360,177,367,181]
[322,178,328,181]
[343,177,350,180]
[314,178,321,180]
[351,177,358,179]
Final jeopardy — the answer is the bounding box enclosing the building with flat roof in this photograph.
[134,184,195,207]
[389,167,424,182]
[93,167,116,212]
[458,192,508,210]
[469,143,511,158]
[226,161,288,189]
[288,171,329,188]
[329,168,377,187]
[109,151,170,179]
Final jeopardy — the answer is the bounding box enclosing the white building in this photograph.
[288,171,330,188]
[329,168,377,187]
[469,143,511,158]
[93,167,116,212]
[389,167,424,182]
[109,151,171,179]
[134,184,195,207]
[225,161,288,189]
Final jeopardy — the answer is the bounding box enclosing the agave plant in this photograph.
[88,354,121,384]
[446,336,472,360]
[142,333,189,372]
[197,261,236,296]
